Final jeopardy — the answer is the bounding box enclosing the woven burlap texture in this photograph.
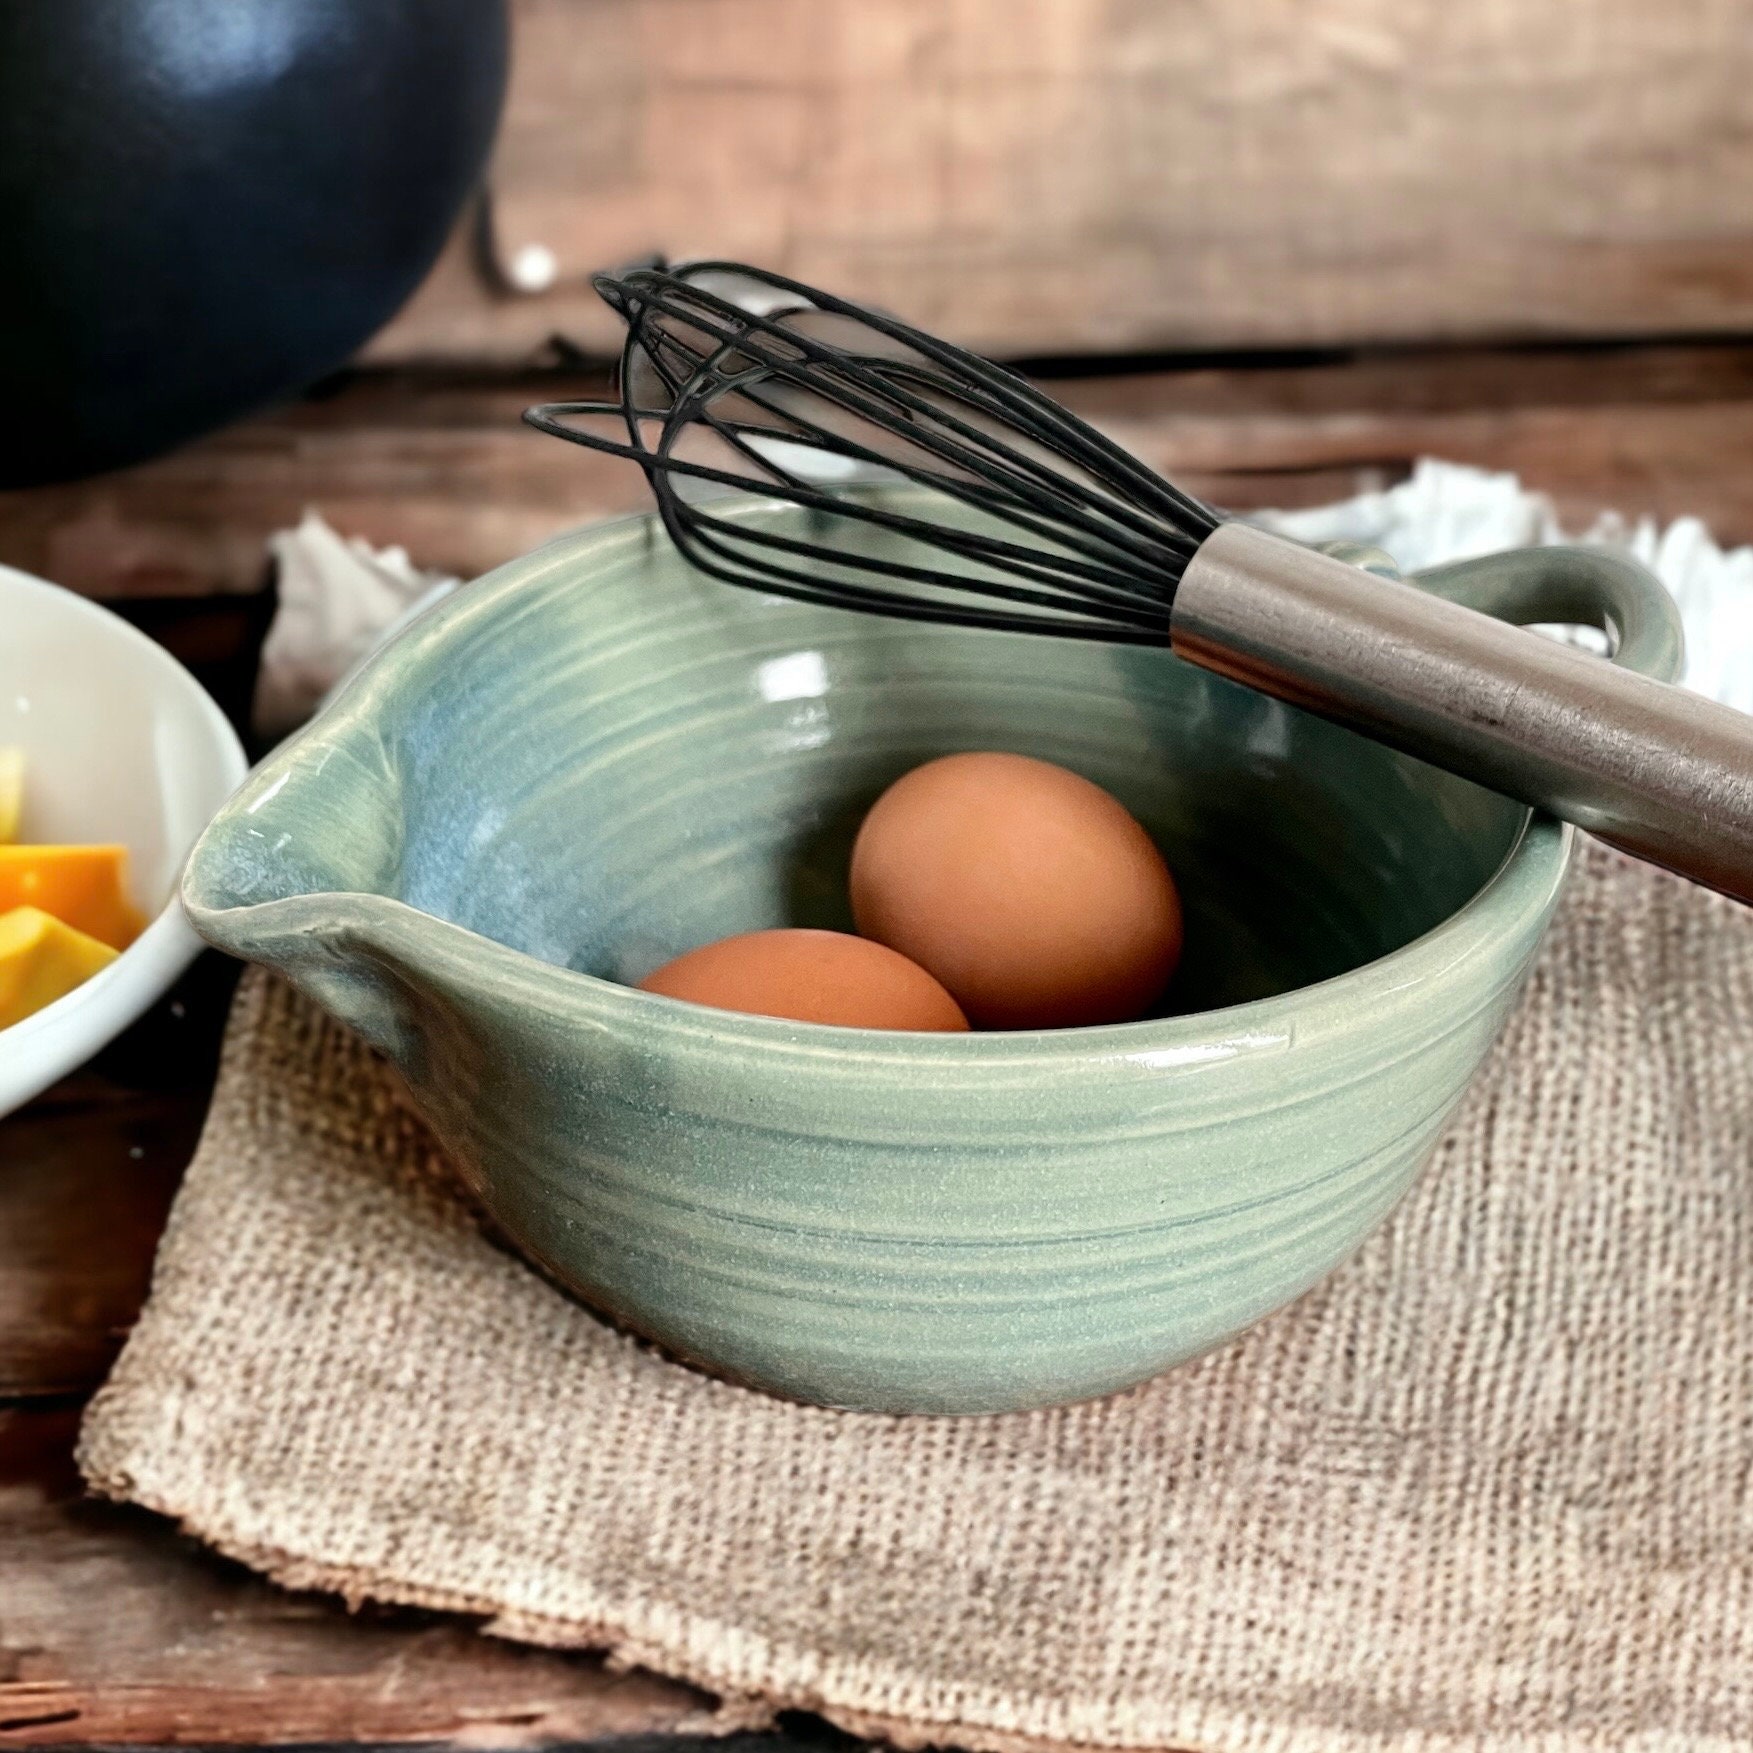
[79,840,1753,1753]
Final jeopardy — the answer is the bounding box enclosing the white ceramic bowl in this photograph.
[0,563,247,1116]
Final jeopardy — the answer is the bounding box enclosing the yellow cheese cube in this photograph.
[0,748,21,843]
[0,844,145,949]
[0,906,119,1029]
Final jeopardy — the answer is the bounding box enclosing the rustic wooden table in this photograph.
[2,339,1750,1746]
[8,0,1753,1734]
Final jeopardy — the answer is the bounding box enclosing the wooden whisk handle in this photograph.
[1170,522,1753,905]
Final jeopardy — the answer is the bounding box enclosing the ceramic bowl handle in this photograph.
[1407,544,1684,684]
[1170,524,1753,905]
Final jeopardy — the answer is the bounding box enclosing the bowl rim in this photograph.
[185,505,1571,1067]
[0,561,248,1066]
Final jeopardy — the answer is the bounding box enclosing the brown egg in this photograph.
[637,928,970,1031]
[850,752,1182,1030]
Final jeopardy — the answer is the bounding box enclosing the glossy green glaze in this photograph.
[182,494,1678,1413]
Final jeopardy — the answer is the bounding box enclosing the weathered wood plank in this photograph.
[4,343,1753,603]
[0,1408,712,1747]
[373,0,1753,363]
[0,960,711,1748]
[0,1098,191,1401]
[0,371,643,599]
[0,957,241,1400]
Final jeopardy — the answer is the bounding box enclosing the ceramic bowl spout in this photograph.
[180,731,424,1064]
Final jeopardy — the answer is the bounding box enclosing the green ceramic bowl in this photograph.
[182,493,1680,1414]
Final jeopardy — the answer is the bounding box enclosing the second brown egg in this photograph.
[638,928,970,1032]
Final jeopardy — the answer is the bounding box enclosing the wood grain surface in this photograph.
[6,341,1753,602]
[372,0,1753,364]
[0,962,714,1747]
[1,1401,713,1747]
[0,1095,188,1401]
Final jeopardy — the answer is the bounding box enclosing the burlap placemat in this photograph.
[79,839,1753,1753]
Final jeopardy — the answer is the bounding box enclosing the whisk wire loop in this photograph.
[618,274,1191,570]
[642,262,1222,531]
[531,395,1187,628]
[526,261,1221,639]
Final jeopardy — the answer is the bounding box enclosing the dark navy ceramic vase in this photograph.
[0,0,510,485]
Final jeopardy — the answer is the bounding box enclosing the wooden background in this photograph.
[6,1,1753,1742]
[386,0,1753,361]
[6,0,1753,603]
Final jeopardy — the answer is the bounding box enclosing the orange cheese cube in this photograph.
[0,845,146,950]
[0,905,120,1029]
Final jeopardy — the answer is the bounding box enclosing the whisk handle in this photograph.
[1169,521,1753,905]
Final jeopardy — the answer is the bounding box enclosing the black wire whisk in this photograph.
[527,261,1753,906]
[527,262,1223,641]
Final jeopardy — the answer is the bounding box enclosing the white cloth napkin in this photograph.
[253,512,458,739]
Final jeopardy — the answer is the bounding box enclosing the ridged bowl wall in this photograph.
[183,495,1570,1413]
